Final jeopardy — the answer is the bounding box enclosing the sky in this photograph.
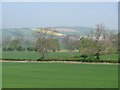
[2,2,118,29]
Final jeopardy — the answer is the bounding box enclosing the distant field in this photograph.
[2,62,118,88]
[2,51,118,62]
[2,51,79,60]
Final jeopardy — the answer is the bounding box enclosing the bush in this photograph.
[2,47,14,51]
[27,47,35,51]
[17,46,25,51]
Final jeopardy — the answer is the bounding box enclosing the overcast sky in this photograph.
[2,2,118,29]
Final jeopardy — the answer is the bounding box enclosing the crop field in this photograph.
[2,51,118,62]
[2,62,118,88]
[2,51,79,60]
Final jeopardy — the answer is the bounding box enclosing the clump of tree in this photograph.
[9,38,21,51]
[33,28,60,60]
[16,46,25,51]
[63,35,79,51]
[102,37,117,54]
[47,38,60,52]
[79,37,97,60]
[2,37,11,47]
[79,23,118,60]
[35,38,48,60]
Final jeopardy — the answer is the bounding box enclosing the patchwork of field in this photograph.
[2,62,118,88]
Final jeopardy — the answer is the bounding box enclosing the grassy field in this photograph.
[2,62,118,88]
[2,51,118,62]
[2,51,79,60]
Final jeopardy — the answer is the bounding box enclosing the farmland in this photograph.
[2,51,118,62]
[2,51,79,60]
[2,62,118,88]
[2,2,119,89]
[2,51,118,88]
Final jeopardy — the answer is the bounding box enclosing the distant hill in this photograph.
[2,26,118,39]
[2,27,117,49]
[2,28,33,39]
[55,26,118,35]
[55,26,92,35]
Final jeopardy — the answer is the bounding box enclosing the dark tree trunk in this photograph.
[95,51,100,60]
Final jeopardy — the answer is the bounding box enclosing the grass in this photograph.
[2,51,118,62]
[2,51,40,60]
[100,53,118,61]
[2,62,118,88]
[2,51,80,60]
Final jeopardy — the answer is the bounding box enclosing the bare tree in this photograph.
[47,38,60,52]
[63,35,79,51]
[93,23,118,59]
[80,23,110,60]
[33,28,60,60]
[93,23,106,59]
[63,35,69,50]
[33,28,50,60]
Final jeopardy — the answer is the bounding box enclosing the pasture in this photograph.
[2,51,79,60]
[2,62,118,88]
[2,51,118,62]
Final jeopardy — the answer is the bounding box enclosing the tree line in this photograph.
[2,24,118,60]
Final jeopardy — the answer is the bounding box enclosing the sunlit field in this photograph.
[2,62,118,88]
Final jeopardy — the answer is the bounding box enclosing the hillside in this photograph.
[2,26,91,38]
[55,26,92,35]
[2,26,117,39]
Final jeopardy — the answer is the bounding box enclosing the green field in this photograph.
[2,51,79,60]
[2,51,118,62]
[2,62,118,88]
